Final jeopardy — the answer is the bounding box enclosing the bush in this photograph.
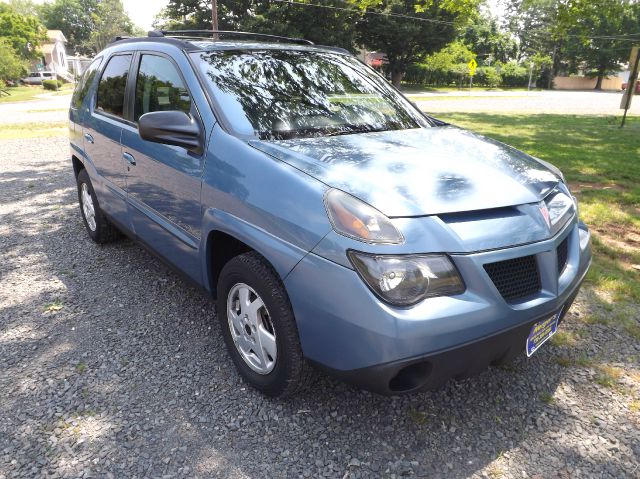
[474,66,502,88]
[499,61,529,87]
[42,79,62,90]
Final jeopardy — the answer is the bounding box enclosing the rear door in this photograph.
[120,52,206,282]
[83,53,133,227]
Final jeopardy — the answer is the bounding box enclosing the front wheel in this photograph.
[217,252,310,397]
[76,169,120,244]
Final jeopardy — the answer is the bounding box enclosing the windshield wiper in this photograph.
[325,125,390,137]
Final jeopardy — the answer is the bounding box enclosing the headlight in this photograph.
[543,191,575,235]
[324,189,404,244]
[348,252,465,306]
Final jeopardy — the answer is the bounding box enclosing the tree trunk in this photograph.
[594,75,603,90]
[391,69,403,88]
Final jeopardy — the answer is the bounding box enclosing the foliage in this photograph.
[0,2,46,59]
[499,61,529,87]
[89,0,136,53]
[242,0,358,52]
[39,0,100,55]
[474,66,501,88]
[557,0,640,89]
[0,38,27,82]
[355,0,480,87]
[154,0,253,30]
[462,13,517,65]
[42,79,63,90]
[5,0,39,17]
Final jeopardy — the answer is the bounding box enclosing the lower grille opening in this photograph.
[557,237,569,274]
[388,362,432,392]
[484,255,541,303]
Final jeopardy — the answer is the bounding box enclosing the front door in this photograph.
[83,53,133,226]
[120,53,205,283]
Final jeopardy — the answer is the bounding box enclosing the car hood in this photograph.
[249,126,560,217]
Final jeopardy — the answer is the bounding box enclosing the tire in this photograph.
[217,251,311,397]
[76,169,120,244]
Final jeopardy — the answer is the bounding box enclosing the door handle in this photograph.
[123,152,136,166]
[84,133,94,144]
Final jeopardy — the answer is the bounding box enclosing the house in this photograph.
[31,30,74,82]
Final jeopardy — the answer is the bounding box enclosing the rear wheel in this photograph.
[217,252,310,397]
[76,169,120,244]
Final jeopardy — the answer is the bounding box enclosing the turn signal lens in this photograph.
[348,252,465,306]
[324,189,404,244]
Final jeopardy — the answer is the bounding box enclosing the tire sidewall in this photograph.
[77,170,101,242]
[217,257,296,395]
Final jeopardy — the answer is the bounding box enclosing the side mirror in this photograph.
[138,111,202,152]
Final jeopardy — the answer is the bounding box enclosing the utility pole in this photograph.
[621,46,640,128]
[211,0,219,31]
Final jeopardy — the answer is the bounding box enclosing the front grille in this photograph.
[484,255,541,302]
[557,237,569,274]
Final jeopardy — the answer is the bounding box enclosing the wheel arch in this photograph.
[201,209,311,300]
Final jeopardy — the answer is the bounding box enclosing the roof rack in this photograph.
[149,30,314,46]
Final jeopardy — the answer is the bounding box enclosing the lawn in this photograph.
[0,84,73,103]
[436,112,640,342]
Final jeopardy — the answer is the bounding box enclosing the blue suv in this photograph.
[69,31,591,396]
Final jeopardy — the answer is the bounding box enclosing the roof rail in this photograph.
[149,30,314,46]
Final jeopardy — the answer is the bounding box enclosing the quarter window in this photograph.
[71,57,102,109]
[134,55,191,122]
[96,54,132,119]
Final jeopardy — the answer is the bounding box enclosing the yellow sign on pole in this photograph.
[468,58,478,76]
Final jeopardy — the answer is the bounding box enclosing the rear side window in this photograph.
[71,57,102,109]
[96,54,132,119]
[134,54,191,122]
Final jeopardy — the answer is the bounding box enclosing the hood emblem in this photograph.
[539,202,551,229]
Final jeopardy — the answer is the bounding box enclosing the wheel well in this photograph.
[72,155,84,178]
[207,231,253,299]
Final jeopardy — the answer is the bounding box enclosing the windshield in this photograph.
[192,49,430,140]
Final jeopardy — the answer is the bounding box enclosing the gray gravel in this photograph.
[1,135,639,479]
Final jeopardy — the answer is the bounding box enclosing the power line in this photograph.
[274,0,640,43]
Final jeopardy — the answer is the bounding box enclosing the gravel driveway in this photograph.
[1,134,639,478]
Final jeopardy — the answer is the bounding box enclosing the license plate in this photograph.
[526,310,562,357]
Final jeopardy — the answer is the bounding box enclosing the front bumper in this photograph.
[284,220,591,395]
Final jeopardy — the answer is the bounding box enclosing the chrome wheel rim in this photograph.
[80,183,97,232]
[227,283,277,375]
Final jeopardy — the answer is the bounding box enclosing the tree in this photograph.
[242,0,358,52]
[462,14,517,65]
[39,0,100,55]
[0,38,27,83]
[154,0,253,31]
[0,3,46,59]
[558,0,640,89]
[354,0,481,87]
[5,0,39,17]
[89,0,136,53]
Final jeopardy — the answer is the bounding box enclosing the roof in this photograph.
[108,31,350,56]
[47,30,67,43]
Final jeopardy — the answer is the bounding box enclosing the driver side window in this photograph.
[134,55,192,122]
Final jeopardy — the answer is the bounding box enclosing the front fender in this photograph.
[200,208,322,296]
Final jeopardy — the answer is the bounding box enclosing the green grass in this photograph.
[436,113,640,313]
[0,83,73,104]
[0,85,46,103]
[0,121,67,139]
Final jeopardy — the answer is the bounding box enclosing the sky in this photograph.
[123,0,169,31]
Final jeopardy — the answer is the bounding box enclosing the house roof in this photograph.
[47,30,67,43]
